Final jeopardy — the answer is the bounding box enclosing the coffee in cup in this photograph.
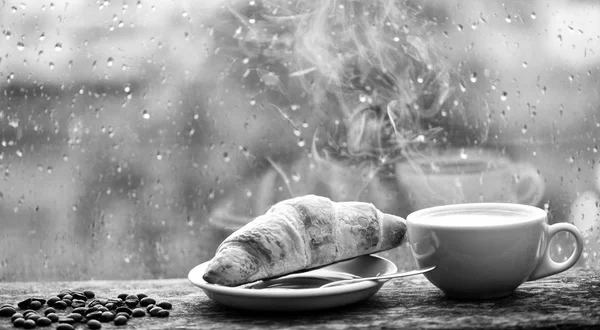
[407,203,584,300]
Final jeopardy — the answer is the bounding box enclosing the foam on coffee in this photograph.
[414,210,536,227]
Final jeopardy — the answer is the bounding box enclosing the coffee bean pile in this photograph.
[0,289,172,329]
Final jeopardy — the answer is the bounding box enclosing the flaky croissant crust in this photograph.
[203,195,407,286]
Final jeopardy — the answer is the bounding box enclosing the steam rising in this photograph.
[225,0,483,166]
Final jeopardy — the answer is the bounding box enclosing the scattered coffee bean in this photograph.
[46,313,58,323]
[53,301,67,309]
[136,293,148,300]
[113,315,128,326]
[115,307,132,315]
[104,303,115,310]
[31,298,46,305]
[71,307,88,315]
[56,324,75,330]
[56,293,67,300]
[43,308,55,316]
[125,299,138,309]
[0,303,15,309]
[145,304,155,312]
[22,310,37,318]
[11,313,24,322]
[87,319,102,329]
[17,298,32,309]
[99,311,114,322]
[58,317,75,324]
[23,319,36,329]
[87,299,101,308]
[29,301,42,310]
[66,313,83,322]
[148,306,162,317]
[106,299,122,306]
[131,308,145,317]
[86,311,102,320]
[125,294,138,301]
[157,310,169,318]
[83,291,95,299]
[71,293,87,301]
[139,297,156,307]
[117,293,129,301]
[156,301,172,310]
[46,296,60,307]
[36,316,52,326]
[62,294,73,301]
[71,299,86,308]
[58,289,72,295]
[83,306,97,314]
[13,317,25,327]
[0,306,16,317]
[26,314,41,322]
[61,299,72,307]
[115,312,129,320]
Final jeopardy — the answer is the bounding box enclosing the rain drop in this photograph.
[460,149,468,159]
[156,151,163,160]
[505,15,512,23]
[49,62,55,70]
[500,91,508,101]
[54,43,62,51]
[297,138,306,147]
[470,72,477,83]
[223,152,230,163]
[142,110,150,119]
[39,33,45,41]
[531,12,536,19]
[521,125,528,134]
[16,42,24,51]
[522,62,528,68]
[107,57,114,67]
[291,172,301,182]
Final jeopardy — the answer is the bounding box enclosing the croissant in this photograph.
[203,194,407,286]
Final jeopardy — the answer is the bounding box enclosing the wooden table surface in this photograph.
[0,268,598,330]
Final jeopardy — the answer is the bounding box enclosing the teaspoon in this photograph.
[319,265,436,288]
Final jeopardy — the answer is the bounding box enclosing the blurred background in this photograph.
[1,0,599,281]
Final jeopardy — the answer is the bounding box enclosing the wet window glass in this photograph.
[1,0,598,281]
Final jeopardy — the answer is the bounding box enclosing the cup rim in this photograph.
[406,203,547,228]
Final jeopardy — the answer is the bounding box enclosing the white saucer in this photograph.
[188,255,397,312]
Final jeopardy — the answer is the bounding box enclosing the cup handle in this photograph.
[527,222,585,281]
[514,163,545,206]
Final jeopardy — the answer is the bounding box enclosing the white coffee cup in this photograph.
[406,203,584,300]
[395,148,545,209]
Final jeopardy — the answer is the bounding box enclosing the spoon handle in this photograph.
[320,265,436,288]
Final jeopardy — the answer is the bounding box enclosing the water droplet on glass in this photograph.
[460,149,468,159]
[505,15,512,23]
[156,151,163,160]
[470,72,478,83]
[291,172,301,182]
[54,43,62,51]
[297,138,306,147]
[223,152,230,162]
[16,42,25,51]
[15,149,23,157]
[457,24,463,32]
[459,82,466,92]
[568,156,575,164]
[107,57,114,67]
[500,91,508,101]
[293,129,301,137]
[593,146,598,153]
[142,110,150,119]
[49,62,55,70]
[47,166,53,174]
[39,33,45,41]
[568,74,574,82]
[531,12,536,19]
[291,104,300,111]
[521,125,528,134]
[249,99,256,106]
